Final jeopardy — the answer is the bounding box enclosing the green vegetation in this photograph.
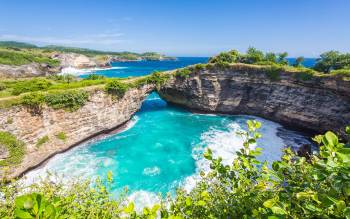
[1,122,349,218]
[56,132,67,141]
[36,136,49,148]
[265,65,283,81]
[207,47,350,80]
[0,48,59,66]
[11,79,52,95]
[105,80,129,98]
[314,51,350,73]
[45,90,89,111]
[6,117,13,124]
[0,41,174,63]
[21,92,45,113]
[84,74,106,80]
[0,41,37,48]
[175,68,192,78]
[0,131,25,167]
[208,47,289,66]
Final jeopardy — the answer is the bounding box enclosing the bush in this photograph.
[265,65,283,81]
[294,70,315,81]
[0,131,25,167]
[21,92,45,114]
[85,74,106,80]
[56,132,67,141]
[331,68,350,77]
[11,79,52,95]
[45,90,89,111]
[0,82,6,91]
[36,136,49,148]
[105,80,129,98]
[0,49,60,66]
[314,51,350,73]
[175,68,192,78]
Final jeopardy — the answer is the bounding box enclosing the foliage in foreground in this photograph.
[1,122,350,218]
[0,131,25,167]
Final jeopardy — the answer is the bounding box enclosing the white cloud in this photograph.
[0,32,126,46]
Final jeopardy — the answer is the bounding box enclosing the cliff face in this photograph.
[159,64,350,137]
[0,53,111,78]
[52,53,111,69]
[0,63,60,78]
[0,85,154,178]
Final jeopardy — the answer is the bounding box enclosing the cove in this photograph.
[24,92,313,205]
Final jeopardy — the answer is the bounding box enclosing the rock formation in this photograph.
[159,64,350,138]
[0,84,154,179]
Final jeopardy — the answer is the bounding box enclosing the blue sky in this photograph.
[0,0,349,57]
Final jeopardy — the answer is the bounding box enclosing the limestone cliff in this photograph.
[0,84,154,178]
[159,64,350,137]
[0,63,60,78]
[52,53,111,69]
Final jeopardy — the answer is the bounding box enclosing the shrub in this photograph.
[36,136,49,148]
[0,49,59,66]
[105,80,129,98]
[56,132,67,141]
[6,117,13,124]
[314,51,350,73]
[45,90,89,111]
[21,92,45,114]
[265,65,283,81]
[85,74,106,80]
[175,68,192,78]
[294,69,315,81]
[0,131,25,167]
[331,68,350,77]
[0,82,6,91]
[11,79,52,95]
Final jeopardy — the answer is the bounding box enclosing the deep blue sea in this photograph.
[26,57,313,209]
[80,57,209,78]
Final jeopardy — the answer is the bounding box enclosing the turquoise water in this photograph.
[26,93,312,205]
[26,58,313,207]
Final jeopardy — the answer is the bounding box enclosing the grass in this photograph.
[56,132,67,141]
[0,48,60,66]
[36,136,49,148]
[0,131,25,167]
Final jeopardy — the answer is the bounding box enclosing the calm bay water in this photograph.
[26,57,313,207]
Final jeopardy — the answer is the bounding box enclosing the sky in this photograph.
[0,0,349,57]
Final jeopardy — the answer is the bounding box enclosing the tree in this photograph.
[245,47,264,64]
[293,56,305,67]
[277,52,288,65]
[264,52,277,63]
[314,50,341,73]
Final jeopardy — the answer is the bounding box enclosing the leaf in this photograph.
[185,197,192,206]
[344,207,350,219]
[346,126,350,135]
[151,204,160,213]
[14,209,33,219]
[323,131,338,147]
[23,198,34,210]
[197,200,206,206]
[267,216,281,219]
[263,199,276,208]
[271,206,286,215]
[124,202,135,213]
